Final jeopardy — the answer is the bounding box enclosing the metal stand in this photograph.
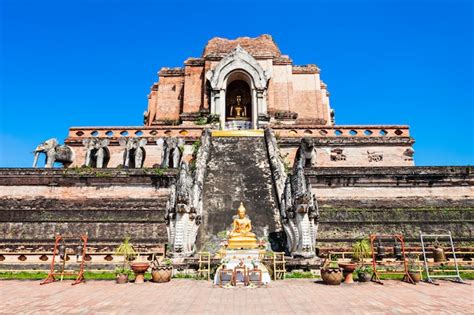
[40,234,88,285]
[197,252,211,281]
[370,234,415,285]
[273,252,286,280]
[419,231,466,285]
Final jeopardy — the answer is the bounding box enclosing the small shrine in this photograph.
[214,203,271,287]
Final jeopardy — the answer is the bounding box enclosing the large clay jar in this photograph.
[409,271,422,283]
[151,266,173,283]
[321,267,343,285]
[433,246,446,262]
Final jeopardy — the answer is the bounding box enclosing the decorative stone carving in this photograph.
[206,45,270,90]
[156,137,185,168]
[33,138,75,168]
[264,128,318,258]
[82,138,109,168]
[282,166,319,257]
[118,138,147,168]
[367,151,383,162]
[330,148,346,161]
[166,129,211,257]
[403,148,415,161]
[293,138,317,168]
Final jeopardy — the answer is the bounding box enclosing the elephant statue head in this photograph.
[119,138,147,168]
[157,137,184,168]
[83,138,110,168]
[33,138,74,168]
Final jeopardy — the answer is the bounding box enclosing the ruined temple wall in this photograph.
[270,64,293,113]
[155,74,184,121]
[146,88,158,125]
[0,169,176,249]
[1,185,170,200]
[305,167,474,245]
[182,64,204,114]
[292,73,317,119]
[279,144,414,167]
[314,186,473,201]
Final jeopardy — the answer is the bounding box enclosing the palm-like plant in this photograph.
[115,237,137,274]
[352,239,371,263]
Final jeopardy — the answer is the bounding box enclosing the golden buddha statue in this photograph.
[229,95,247,118]
[227,202,258,249]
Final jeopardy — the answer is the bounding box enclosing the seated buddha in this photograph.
[227,202,258,249]
[229,95,247,118]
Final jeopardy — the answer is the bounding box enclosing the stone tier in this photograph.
[305,166,474,246]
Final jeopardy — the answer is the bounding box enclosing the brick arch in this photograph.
[205,46,271,129]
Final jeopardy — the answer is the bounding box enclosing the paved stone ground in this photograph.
[0,279,472,314]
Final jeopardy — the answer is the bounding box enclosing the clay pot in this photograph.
[131,262,150,284]
[321,267,343,285]
[151,266,173,283]
[433,246,446,262]
[338,262,357,284]
[116,274,129,284]
[409,272,422,283]
[357,272,372,282]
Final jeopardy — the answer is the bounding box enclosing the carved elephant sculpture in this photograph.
[83,138,110,168]
[157,137,184,168]
[33,138,74,168]
[119,138,147,168]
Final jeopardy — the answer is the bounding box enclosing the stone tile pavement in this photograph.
[0,279,472,314]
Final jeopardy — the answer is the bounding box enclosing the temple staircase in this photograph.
[199,135,282,250]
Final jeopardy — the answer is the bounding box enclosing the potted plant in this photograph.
[320,259,343,285]
[352,239,371,262]
[130,253,150,284]
[355,265,372,282]
[114,237,137,284]
[115,266,131,284]
[150,257,173,283]
[352,239,372,282]
[407,253,422,283]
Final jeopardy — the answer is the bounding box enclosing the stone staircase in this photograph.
[199,136,283,251]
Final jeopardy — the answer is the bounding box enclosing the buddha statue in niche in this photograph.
[229,95,247,118]
[227,202,258,249]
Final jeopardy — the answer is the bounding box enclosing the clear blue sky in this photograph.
[0,0,472,167]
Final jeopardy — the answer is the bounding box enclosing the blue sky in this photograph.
[0,0,472,167]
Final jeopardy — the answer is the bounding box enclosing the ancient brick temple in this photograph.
[57,34,415,169]
[0,35,472,265]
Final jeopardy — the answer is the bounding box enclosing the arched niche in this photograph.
[225,71,252,129]
[206,46,270,129]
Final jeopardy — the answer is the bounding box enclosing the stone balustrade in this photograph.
[67,126,205,141]
[271,125,410,138]
[67,125,410,141]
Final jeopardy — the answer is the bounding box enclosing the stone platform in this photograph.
[1,279,472,314]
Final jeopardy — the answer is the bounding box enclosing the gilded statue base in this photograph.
[227,238,258,250]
